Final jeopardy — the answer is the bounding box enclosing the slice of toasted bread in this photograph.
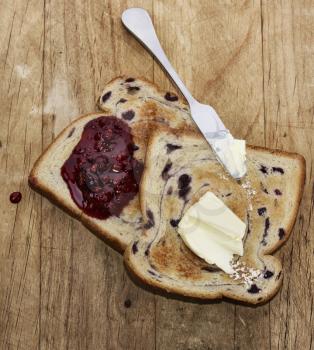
[124,129,305,304]
[29,77,195,252]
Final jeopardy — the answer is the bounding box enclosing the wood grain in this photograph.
[262,1,314,349]
[0,0,43,349]
[0,1,313,349]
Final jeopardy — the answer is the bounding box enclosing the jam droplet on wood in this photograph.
[61,116,143,219]
[10,192,22,204]
[124,299,132,308]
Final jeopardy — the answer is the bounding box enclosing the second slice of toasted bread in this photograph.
[124,129,305,304]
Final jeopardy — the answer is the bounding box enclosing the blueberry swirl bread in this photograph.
[124,129,305,304]
[29,77,195,252]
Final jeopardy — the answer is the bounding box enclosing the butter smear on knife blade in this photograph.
[178,192,246,274]
[210,136,247,179]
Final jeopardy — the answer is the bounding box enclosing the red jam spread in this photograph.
[10,192,22,204]
[61,116,143,219]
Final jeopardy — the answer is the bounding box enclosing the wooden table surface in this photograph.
[1,1,313,349]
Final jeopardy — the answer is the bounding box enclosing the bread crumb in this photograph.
[241,180,256,212]
[230,261,261,286]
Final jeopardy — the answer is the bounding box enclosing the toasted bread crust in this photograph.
[124,248,283,305]
[97,75,188,110]
[247,145,306,255]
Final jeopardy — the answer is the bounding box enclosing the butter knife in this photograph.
[121,8,247,179]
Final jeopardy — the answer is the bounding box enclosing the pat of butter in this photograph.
[178,192,246,274]
[211,137,246,179]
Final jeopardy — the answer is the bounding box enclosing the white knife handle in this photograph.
[121,8,196,105]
